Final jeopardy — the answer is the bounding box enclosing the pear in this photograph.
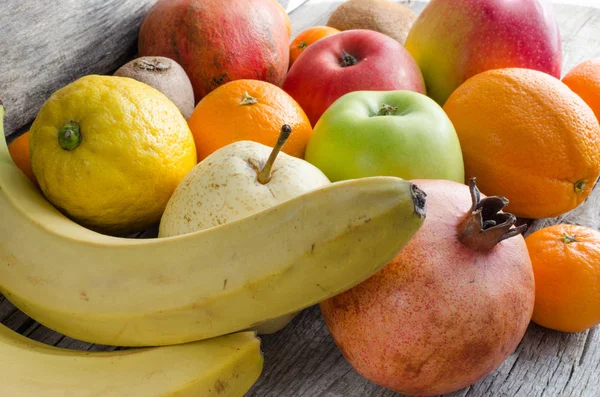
[159,125,331,333]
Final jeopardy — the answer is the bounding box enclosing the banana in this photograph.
[0,104,426,346]
[0,325,263,396]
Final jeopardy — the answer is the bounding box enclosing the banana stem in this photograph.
[257,125,292,184]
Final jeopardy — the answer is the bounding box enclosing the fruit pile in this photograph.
[1,0,600,395]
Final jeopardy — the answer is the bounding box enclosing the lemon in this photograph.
[30,75,197,235]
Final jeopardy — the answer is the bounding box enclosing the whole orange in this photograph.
[563,57,600,121]
[188,79,312,160]
[526,224,600,333]
[8,131,36,184]
[289,26,340,66]
[443,68,600,219]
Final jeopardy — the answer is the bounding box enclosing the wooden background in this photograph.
[0,0,157,141]
[1,0,599,396]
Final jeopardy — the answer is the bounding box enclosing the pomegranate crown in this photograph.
[458,178,527,252]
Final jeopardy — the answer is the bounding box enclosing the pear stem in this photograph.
[257,124,292,184]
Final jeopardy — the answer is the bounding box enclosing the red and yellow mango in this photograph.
[405,0,562,105]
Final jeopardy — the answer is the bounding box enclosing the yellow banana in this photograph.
[0,325,262,396]
[0,104,426,346]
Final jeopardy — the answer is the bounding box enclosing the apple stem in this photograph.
[257,124,293,184]
[339,50,358,67]
[375,104,398,116]
[240,91,258,105]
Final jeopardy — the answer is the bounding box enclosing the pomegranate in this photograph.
[320,179,535,396]
[138,0,290,102]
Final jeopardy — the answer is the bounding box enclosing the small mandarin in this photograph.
[289,26,340,66]
[188,79,312,161]
[563,57,600,122]
[8,131,36,184]
[526,224,600,333]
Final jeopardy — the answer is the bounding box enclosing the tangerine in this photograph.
[188,79,312,160]
[563,57,600,121]
[290,26,340,66]
[8,131,36,184]
[526,224,600,333]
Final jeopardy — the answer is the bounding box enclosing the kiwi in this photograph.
[114,56,195,119]
[327,0,417,45]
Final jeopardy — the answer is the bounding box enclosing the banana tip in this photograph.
[410,183,427,219]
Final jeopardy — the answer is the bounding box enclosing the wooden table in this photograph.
[1,1,599,396]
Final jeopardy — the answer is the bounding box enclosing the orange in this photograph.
[563,57,600,121]
[8,131,36,184]
[525,224,600,333]
[443,68,600,219]
[289,26,340,66]
[188,79,312,160]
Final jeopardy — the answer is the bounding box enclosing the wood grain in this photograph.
[1,1,600,396]
[0,0,157,141]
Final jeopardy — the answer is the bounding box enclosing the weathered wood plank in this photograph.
[0,0,157,141]
[0,0,311,142]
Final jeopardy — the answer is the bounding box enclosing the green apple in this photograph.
[305,90,464,182]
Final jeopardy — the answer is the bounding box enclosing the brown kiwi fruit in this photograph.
[327,0,417,45]
[114,56,195,119]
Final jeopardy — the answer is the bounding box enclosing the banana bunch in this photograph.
[0,324,262,396]
[0,103,426,395]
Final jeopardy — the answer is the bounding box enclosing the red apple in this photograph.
[283,29,426,125]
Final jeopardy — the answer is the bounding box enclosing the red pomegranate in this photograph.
[138,0,290,101]
[320,179,535,396]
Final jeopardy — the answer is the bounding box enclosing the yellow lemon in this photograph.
[30,75,197,236]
